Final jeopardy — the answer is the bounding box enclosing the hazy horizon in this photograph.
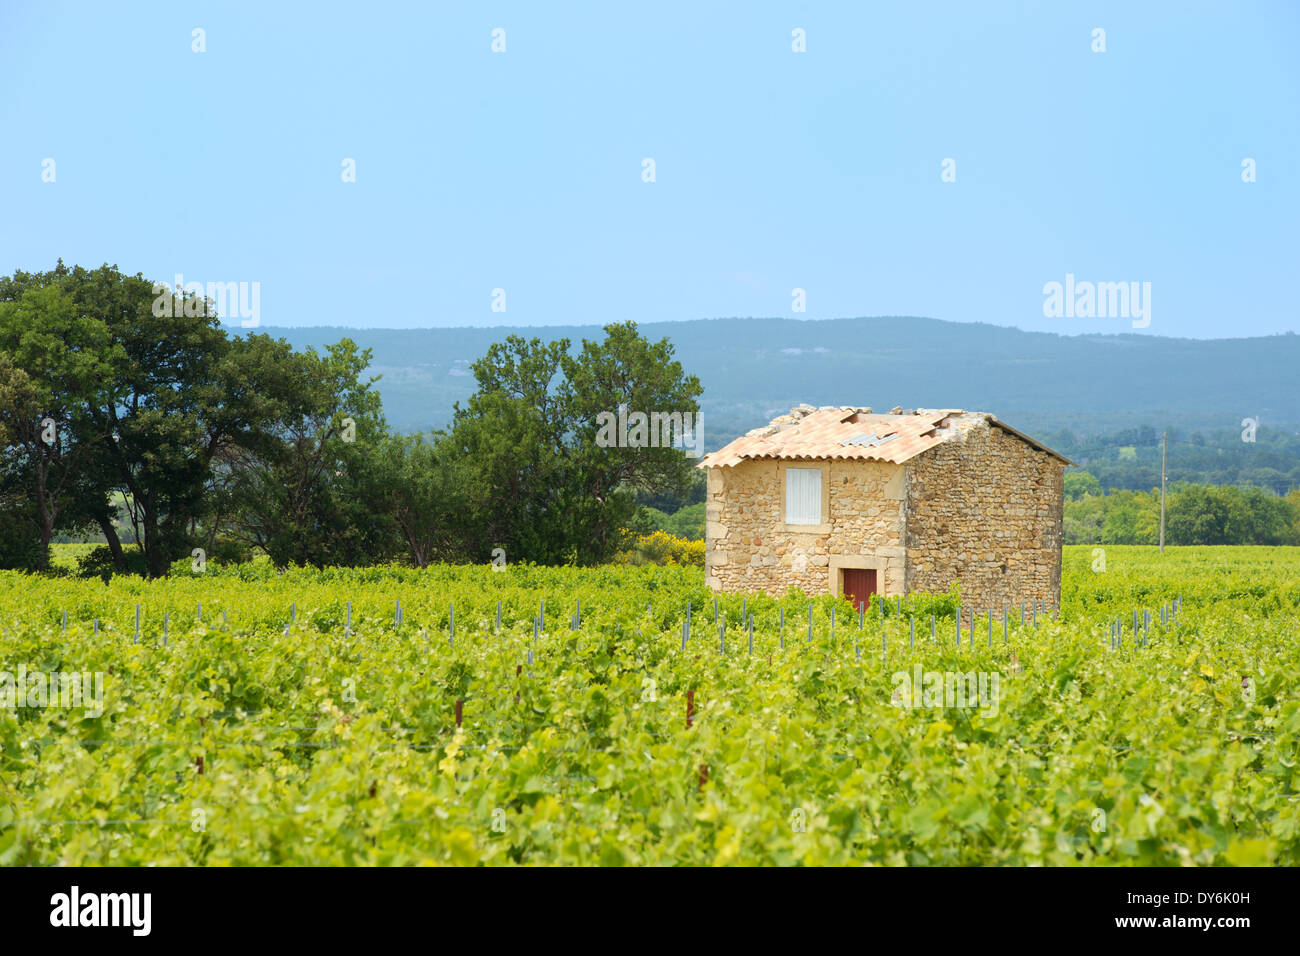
[242,314,1300,343]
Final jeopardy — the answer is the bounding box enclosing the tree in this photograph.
[439,376,573,563]
[1167,485,1300,545]
[444,322,703,564]
[381,432,474,567]
[558,322,704,560]
[64,266,297,576]
[1099,490,1159,544]
[222,340,400,568]
[1064,471,1102,501]
[0,284,114,569]
[0,355,43,569]
[1,262,323,576]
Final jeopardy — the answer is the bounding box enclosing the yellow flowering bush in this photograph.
[612,530,704,566]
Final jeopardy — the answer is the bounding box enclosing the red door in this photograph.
[842,568,877,614]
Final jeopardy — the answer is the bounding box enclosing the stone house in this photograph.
[697,406,1072,614]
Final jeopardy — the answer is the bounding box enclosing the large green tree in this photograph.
[0,262,315,576]
[0,354,45,569]
[221,340,399,568]
[380,432,475,568]
[442,321,702,564]
[0,282,117,569]
[69,266,301,576]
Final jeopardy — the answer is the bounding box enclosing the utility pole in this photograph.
[1159,430,1167,553]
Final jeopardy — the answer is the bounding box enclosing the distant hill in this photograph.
[258,317,1300,449]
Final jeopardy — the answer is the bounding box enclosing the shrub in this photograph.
[611,530,704,567]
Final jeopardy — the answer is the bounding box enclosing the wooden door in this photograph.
[841,568,878,614]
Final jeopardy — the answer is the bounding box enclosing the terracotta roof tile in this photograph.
[698,407,1072,468]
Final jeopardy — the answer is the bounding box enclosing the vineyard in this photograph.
[1,545,1298,866]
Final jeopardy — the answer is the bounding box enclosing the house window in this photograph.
[785,467,822,525]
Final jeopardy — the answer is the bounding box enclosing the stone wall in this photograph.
[904,417,1064,616]
[704,458,908,597]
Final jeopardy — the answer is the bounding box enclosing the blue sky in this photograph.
[2,0,1296,337]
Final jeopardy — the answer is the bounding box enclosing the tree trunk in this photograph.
[33,462,51,572]
[96,515,127,571]
[141,512,168,578]
[36,516,53,573]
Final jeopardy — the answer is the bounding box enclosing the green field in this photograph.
[2,546,1297,865]
[48,543,102,572]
